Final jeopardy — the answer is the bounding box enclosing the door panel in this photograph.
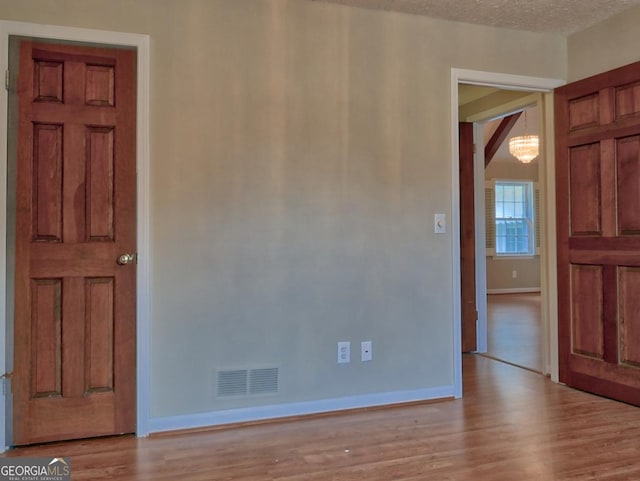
[459,122,477,352]
[619,267,640,367]
[13,41,136,445]
[569,264,603,360]
[568,143,601,235]
[556,61,640,406]
[617,136,640,233]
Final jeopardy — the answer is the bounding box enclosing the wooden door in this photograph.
[556,61,640,405]
[12,41,137,444]
[459,122,477,352]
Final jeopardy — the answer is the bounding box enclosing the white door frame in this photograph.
[450,68,564,397]
[472,122,487,355]
[0,20,151,449]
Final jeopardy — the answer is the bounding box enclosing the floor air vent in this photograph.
[216,367,279,398]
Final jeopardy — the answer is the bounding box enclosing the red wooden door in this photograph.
[556,61,640,405]
[459,122,477,352]
[12,41,137,444]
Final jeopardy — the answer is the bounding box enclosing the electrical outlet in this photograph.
[361,341,372,362]
[338,341,350,364]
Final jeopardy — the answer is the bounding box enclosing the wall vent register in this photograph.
[216,368,279,398]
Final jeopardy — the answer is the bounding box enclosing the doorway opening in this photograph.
[461,91,544,373]
[450,68,564,398]
[478,102,543,372]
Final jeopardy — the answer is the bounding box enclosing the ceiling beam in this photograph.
[484,112,522,167]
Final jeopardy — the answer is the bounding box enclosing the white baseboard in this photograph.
[148,385,454,434]
[487,287,541,294]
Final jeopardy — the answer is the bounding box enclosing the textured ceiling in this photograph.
[309,0,640,34]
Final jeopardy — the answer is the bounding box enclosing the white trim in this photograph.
[0,21,151,448]
[473,124,487,353]
[487,288,541,295]
[453,68,565,92]
[490,255,537,260]
[451,68,564,398]
[540,92,560,380]
[464,92,539,124]
[450,73,463,399]
[0,28,7,454]
[148,386,454,434]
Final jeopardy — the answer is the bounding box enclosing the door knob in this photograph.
[117,253,136,265]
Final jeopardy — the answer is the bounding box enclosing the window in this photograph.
[494,181,535,256]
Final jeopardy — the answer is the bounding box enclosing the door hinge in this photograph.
[4,70,9,91]
[1,371,13,395]
[473,143,477,154]
[475,309,479,321]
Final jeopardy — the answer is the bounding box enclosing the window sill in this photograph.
[491,254,538,260]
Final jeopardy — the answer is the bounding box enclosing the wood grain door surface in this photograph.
[556,60,640,405]
[12,41,137,445]
[459,122,477,352]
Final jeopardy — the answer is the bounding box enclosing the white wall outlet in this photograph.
[434,213,446,234]
[338,341,350,364]
[512,270,518,279]
[361,341,372,362]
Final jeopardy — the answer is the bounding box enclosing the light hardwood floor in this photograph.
[4,354,640,480]
[486,293,542,372]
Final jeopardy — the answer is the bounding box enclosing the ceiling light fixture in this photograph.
[508,110,539,163]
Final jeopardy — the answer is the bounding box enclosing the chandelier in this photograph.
[508,110,539,163]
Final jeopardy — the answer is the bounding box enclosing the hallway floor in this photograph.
[486,293,542,372]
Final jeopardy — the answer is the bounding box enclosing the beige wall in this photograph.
[0,0,566,425]
[568,4,640,81]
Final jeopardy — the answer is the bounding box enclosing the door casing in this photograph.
[450,69,564,398]
[0,20,150,450]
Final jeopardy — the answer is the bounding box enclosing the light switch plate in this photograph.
[434,213,446,234]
